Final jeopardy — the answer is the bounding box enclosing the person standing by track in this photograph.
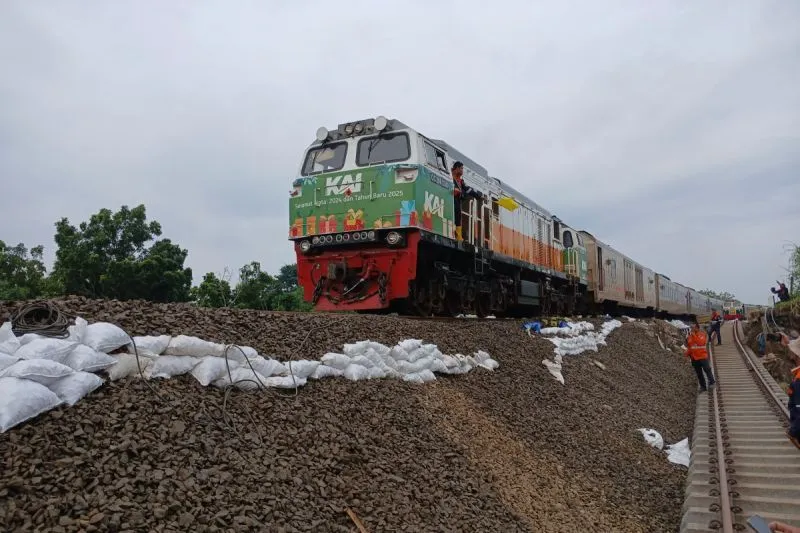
[787,363,800,449]
[709,309,723,345]
[451,161,483,242]
[685,319,716,392]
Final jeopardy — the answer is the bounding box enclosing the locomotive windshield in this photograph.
[356,132,410,166]
[301,142,347,175]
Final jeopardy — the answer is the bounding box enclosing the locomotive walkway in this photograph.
[680,321,800,532]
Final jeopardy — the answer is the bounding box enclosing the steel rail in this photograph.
[708,341,735,533]
[732,319,790,419]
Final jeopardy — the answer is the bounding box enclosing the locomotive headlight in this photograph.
[299,240,312,253]
[325,234,334,243]
[353,232,361,240]
[386,231,401,245]
[335,234,343,242]
[354,122,364,133]
[367,230,376,240]
[345,123,354,135]
[360,231,368,241]
[312,236,320,245]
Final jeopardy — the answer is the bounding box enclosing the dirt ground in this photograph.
[1,298,697,532]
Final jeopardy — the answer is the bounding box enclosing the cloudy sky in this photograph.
[1,1,798,305]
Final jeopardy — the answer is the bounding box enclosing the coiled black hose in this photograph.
[9,301,71,338]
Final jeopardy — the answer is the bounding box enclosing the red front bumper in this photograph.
[295,232,419,311]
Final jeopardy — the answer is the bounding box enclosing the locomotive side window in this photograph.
[424,142,448,172]
[301,142,348,176]
[356,132,410,166]
[563,230,574,248]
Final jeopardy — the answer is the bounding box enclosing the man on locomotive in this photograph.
[685,319,716,392]
[451,161,484,242]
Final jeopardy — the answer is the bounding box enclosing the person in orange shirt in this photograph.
[685,319,716,392]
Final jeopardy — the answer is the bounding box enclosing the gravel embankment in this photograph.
[0,298,697,532]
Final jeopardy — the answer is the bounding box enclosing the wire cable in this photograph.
[9,301,71,338]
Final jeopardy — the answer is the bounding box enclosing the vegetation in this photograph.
[1,204,309,312]
[699,289,736,302]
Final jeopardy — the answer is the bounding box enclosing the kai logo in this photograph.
[424,191,445,218]
[325,173,362,196]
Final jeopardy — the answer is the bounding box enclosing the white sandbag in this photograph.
[310,365,343,380]
[0,353,20,372]
[343,364,371,381]
[665,438,691,467]
[402,369,436,383]
[343,341,371,357]
[63,345,118,373]
[14,338,78,364]
[191,356,241,386]
[247,356,287,377]
[367,366,387,379]
[426,358,449,373]
[637,428,664,450]
[129,334,171,356]
[0,359,75,386]
[47,371,104,406]
[349,355,375,369]
[320,352,351,370]
[106,353,153,381]
[0,322,21,355]
[221,345,259,364]
[67,317,88,343]
[0,377,63,433]
[286,360,320,379]
[212,366,269,390]
[478,358,500,370]
[397,339,422,353]
[17,333,45,346]
[164,335,225,357]
[146,355,200,379]
[264,375,307,389]
[83,322,131,353]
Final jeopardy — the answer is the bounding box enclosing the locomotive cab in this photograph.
[289,116,467,311]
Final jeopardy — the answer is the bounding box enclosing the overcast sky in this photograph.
[1,1,798,305]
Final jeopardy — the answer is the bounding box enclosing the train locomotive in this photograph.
[289,116,728,319]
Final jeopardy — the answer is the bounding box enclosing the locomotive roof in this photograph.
[426,136,552,217]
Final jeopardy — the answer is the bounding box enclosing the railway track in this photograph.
[680,320,800,532]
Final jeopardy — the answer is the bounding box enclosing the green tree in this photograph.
[699,289,736,301]
[233,261,277,310]
[0,240,60,300]
[51,205,192,302]
[192,270,234,308]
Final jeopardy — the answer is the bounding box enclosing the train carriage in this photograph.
[578,231,657,316]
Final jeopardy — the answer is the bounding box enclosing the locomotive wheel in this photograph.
[444,291,463,317]
[475,293,491,318]
[413,285,433,317]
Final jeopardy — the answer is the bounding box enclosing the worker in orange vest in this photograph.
[685,319,716,392]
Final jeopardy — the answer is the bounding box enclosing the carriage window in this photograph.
[563,230,574,248]
[357,132,410,166]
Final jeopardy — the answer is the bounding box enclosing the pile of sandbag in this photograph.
[0,317,499,433]
[538,319,623,384]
